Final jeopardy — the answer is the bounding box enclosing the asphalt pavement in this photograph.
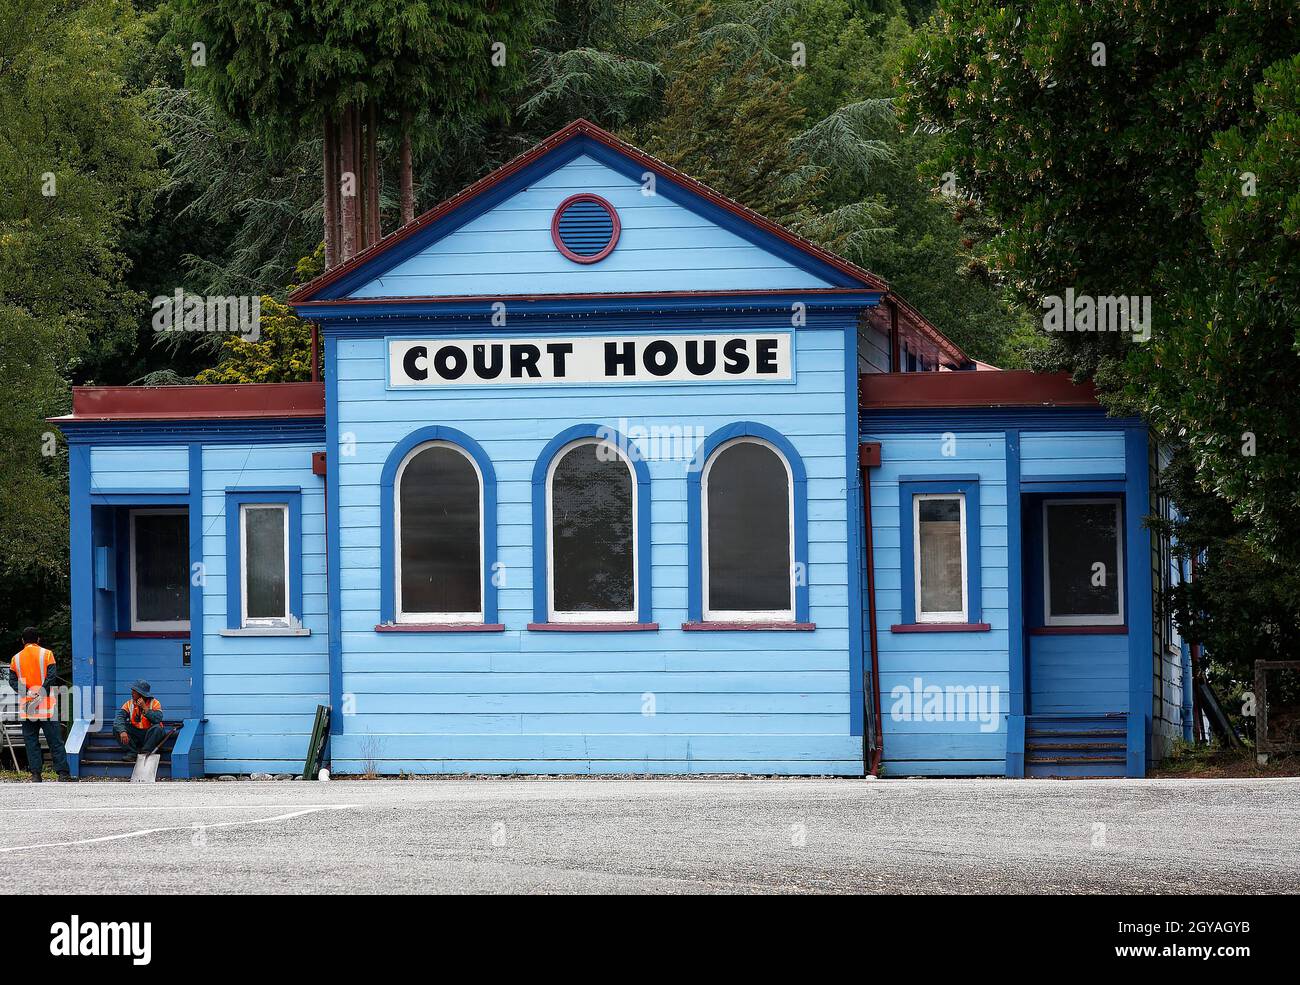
[0,776,1295,894]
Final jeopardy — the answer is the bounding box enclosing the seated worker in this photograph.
[114,680,165,755]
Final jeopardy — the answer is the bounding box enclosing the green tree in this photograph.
[174,0,550,264]
[1132,55,1300,562]
[901,3,1300,679]
[196,252,323,384]
[0,0,160,653]
[900,0,1300,371]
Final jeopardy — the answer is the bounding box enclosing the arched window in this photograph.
[702,438,793,620]
[546,438,636,622]
[395,441,483,622]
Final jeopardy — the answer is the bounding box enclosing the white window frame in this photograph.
[546,438,638,624]
[395,441,485,624]
[913,493,968,624]
[239,502,291,629]
[129,508,190,632]
[1042,497,1125,627]
[702,437,795,622]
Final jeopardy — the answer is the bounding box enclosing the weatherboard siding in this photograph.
[347,156,834,299]
[200,443,329,773]
[1020,431,1126,478]
[861,430,1010,776]
[330,324,859,774]
[90,445,188,491]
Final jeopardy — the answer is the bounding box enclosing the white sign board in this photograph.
[388,333,793,387]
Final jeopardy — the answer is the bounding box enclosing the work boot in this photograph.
[29,773,41,783]
[57,773,76,783]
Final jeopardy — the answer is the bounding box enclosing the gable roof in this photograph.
[291,118,890,304]
[289,119,970,368]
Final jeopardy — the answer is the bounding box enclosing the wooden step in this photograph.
[1026,741,1126,752]
[1027,754,1126,765]
[1027,728,1126,739]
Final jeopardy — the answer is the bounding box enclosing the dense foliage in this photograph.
[0,0,161,657]
[902,3,1300,687]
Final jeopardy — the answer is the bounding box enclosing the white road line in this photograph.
[0,805,357,853]
[0,805,352,812]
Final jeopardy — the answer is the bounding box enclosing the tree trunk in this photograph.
[339,105,357,263]
[323,113,339,268]
[352,103,363,252]
[368,102,381,245]
[400,111,414,226]
[357,105,369,251]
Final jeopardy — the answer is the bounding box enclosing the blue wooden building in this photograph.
[53,120,1194,778]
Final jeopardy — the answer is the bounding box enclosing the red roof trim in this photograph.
[859,371,1100,410]
[56,383,326,422]
[292,286,879,308]
[289,118,889,304]
[889,293,970,367]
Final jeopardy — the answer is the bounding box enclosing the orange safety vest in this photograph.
[10,644,56,720]
[121,697,162,730]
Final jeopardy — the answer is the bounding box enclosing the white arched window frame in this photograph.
[546,437,639,624]
[394,440,484,624]
[701,436,795,622]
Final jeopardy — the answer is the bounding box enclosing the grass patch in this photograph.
[1152,741,1299,778]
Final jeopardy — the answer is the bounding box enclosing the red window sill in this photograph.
[527,622,659,632]
[114,631,191,639]
[374,623,505,633]
[1030,625,1127,635]
[890,623,991,633]
[681,621,816,631]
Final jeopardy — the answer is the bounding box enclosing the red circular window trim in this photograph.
[551,193,621,264]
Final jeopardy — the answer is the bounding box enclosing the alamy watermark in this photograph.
[889,676,1002,733]
[1041,289,1151,342]
[595,418,708,467]
[152,290,261,341]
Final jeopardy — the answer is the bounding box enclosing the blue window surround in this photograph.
[686,422,810,625]
[378,426,499,628]
[224,488,304,632]
[531,424,653,627]
[896,476,985,630]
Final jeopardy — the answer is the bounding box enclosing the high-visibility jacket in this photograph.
[10,644,56,720]
[119,697,163,731]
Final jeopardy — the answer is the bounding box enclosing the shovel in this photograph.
[129,727,179,783]
[130,752,161,783]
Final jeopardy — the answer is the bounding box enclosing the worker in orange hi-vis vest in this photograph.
[8,627,72,782]
[114,680,166,756]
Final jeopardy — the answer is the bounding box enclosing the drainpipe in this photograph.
[859,441,884,775]
[1189,554,1204,743]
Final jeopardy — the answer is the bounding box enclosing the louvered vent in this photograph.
[551,194,620,263]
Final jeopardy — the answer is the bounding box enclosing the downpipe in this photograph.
[859,442,884,776]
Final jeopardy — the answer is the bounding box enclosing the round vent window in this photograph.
[551,193,620,264]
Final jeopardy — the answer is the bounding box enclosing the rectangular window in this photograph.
[913,494,967,622]
[130,509,190,631]
[240,503,289,627]
[1043,499,1124,626]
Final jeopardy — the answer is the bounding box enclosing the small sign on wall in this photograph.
[388,333,793,387]
[182,642,191,667]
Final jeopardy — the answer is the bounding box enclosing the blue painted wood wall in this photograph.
[328,321,860,774]
[200,443,328,773]
[859,430,1010,776]
[859,420,1151,776]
